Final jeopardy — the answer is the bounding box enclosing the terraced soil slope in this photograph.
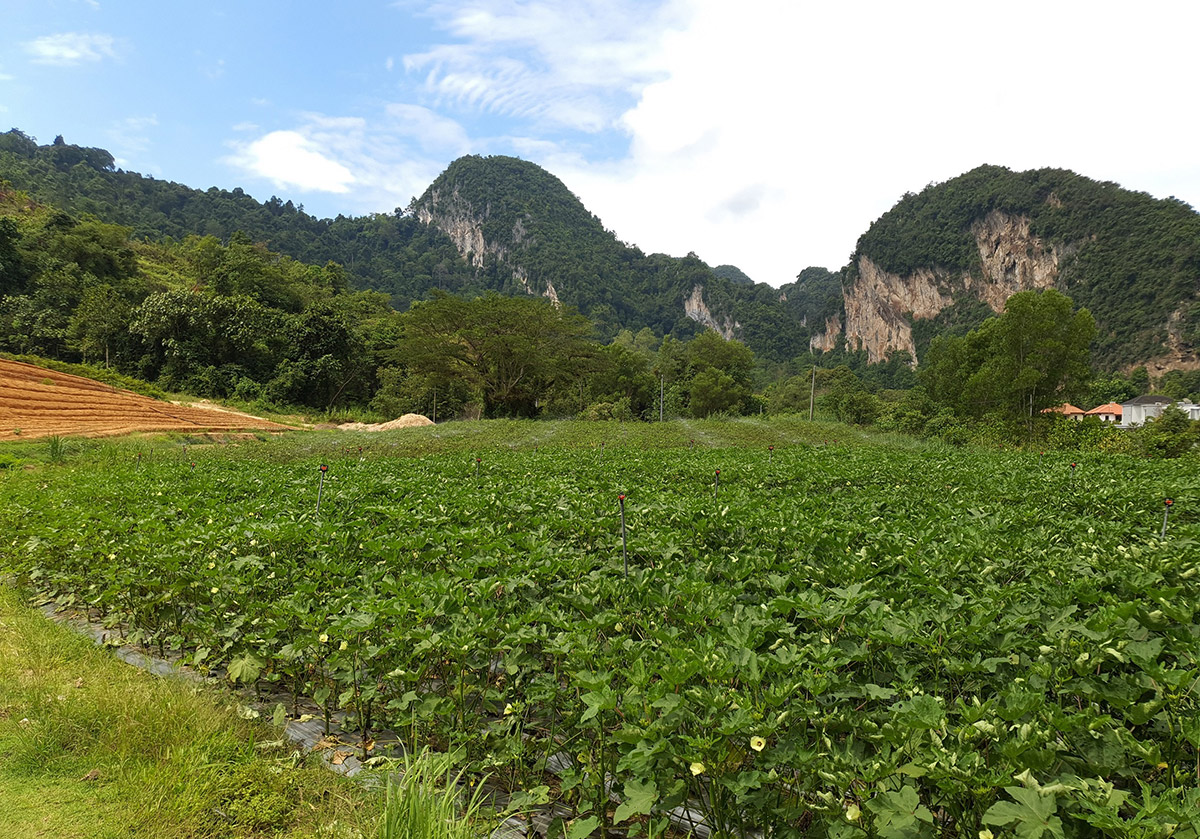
[0,359,288,440]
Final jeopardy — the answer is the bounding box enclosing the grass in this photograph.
[378,750,492,839]
[0,585,378,838]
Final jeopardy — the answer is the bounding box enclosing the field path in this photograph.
[0,359,289,440]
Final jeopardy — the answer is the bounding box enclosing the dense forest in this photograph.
[0,131,834,363]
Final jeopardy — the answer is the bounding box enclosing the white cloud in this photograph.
[540,0,1200,285]
[24,32,118,66]
[403,0,686,132]
[106,115,158,155]
[384,104,471,154]
[226,131,357,193]
[224,108,474,208]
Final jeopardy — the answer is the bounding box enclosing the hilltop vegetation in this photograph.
[854,165,1200,368]
[0,131,829,362]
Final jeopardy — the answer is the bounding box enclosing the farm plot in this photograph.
[2,436,1198,837]
[0,358,288,440]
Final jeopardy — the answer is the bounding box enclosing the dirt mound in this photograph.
[336,413,434,432]
[0,359,289,441]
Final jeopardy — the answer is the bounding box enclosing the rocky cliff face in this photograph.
[840,211,1063,363]
[684,285,740,339]
[418,186,556,299]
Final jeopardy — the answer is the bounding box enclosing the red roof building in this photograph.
[1085,402,1123,423]
[1042,403,1086,420]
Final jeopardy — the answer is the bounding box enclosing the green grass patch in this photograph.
[0,585,377,838]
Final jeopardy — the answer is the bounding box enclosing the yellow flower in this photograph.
[750,736,766,752]
[979,831,994,839]
[319,634,329,644]
[339,640,349,651]
[504,703,515,715]
[846,803,861,822]
[210,586,219,594]
[689,762,705,776]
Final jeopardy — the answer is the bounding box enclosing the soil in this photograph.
[336,413,434,432]
[0,359,290,441]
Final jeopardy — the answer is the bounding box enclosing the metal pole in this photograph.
[1162,499,1173,539]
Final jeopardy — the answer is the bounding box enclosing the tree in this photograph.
[922,290,1096,433]
[396,293,595,417]
[682,330,755,417]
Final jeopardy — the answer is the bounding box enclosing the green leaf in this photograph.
[983,787,1064,839]
[865,785,934,839]
[226,653,263,684]
[567,815,600,839]
[613,778,657,824]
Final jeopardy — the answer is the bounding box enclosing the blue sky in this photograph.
[4,0,1200,287]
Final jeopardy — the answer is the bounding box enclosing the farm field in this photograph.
[0,358,290,440]
[2,422,1198,838]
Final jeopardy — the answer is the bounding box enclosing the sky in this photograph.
[4,0,1200,288]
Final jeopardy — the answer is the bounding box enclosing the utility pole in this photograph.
[809,366,816,421]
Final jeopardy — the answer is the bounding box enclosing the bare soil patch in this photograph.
[336,413,434,432]
[0,359,289,441]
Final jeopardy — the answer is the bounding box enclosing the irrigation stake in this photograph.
[714,469,720,499]
[316,464,329,515]
[618,494,628,578]
[1162,498,1174,539]
[475,457,481,478]
[768,445,774,464]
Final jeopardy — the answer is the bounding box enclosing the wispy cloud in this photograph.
[25,32,118,66]
[402,0,684,132]
[106,115,158,156]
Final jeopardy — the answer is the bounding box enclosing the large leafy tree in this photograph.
[396,292,596,417]
[923,289,1096,429]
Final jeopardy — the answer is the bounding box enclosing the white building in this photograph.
[1120,395,1199,426]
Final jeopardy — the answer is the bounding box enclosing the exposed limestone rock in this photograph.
[684,284,740,340]
[416,187,492,268]
[1137,305,1200,378]
[839,211,1064,364]
[418,187,536,291]
[810,314,842,353]
[513,266,531,294]
[967,211,1060,311]
[544,278,560,306]
[844,260,955,362]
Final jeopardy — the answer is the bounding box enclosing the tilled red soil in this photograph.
[0,359,289,440]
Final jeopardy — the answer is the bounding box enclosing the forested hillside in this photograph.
[0,130,832,362]
[852,165,1200,369]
